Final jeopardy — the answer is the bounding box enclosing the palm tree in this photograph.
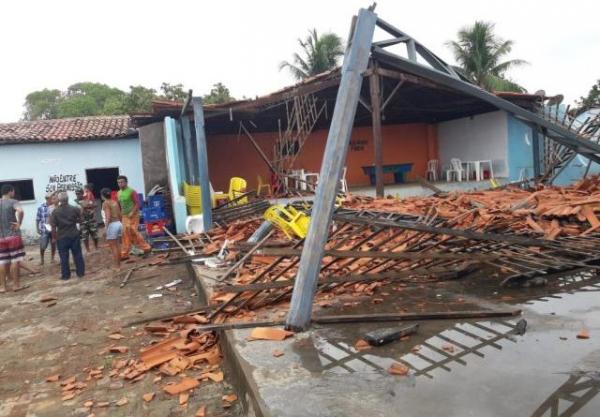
[280,29,344,80]
[447,21,528,92]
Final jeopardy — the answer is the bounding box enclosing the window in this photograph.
[0,179,35,201]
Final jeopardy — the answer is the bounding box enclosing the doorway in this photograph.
[86,167,120,196]
[86,167,120,224]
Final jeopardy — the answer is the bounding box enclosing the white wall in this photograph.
[438,111,509,178]
[0,138,144,240]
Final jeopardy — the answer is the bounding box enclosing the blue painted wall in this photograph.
[0,138,144,239]
[507,114,534,181]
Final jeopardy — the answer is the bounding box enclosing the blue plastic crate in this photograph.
[147,195,166,209]
[142,207,165,221]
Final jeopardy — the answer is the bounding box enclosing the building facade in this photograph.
[0,116,144,240]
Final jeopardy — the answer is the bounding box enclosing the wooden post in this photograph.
[285,8,377,332]
[180,116,198,185]
[192,97,213,231]
[369,63,384,197]
[532,127,541,177]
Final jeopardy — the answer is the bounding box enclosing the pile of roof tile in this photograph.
[46,312,229,412]
[343,176,600,239]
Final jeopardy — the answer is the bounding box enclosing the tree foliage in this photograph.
[22,81,235,120]
[577,79,600,112]
[447,21,528,93]
[160,83,188,101]
[280,29,344,80]
[203,82,235,105]
[23,89,61,120]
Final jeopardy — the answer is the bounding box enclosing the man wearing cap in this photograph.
[50,192,85,280]
[36,192,57,265]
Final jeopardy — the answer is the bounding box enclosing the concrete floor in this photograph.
[203,269,600,417]
[349,179,507,198]
[0,247,241,417]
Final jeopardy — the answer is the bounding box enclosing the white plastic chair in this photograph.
[304,171,320,191]
[446,158,466,182]
[426,159,439,182]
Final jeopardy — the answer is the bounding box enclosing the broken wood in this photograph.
[195,310,521,331]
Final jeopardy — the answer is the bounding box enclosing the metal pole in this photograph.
[369,63,385,197]
[192,97,213,231]
[285,8,377,331]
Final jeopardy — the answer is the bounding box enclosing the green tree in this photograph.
[22,82,193,120]
[576,79,600,112]
[23,89,62,120]
[123,85,157,113]
[279,29,344,80]
[447,21,528,92]
[203,82,235,105]
[57,82,127,117]
[159,83,188,101]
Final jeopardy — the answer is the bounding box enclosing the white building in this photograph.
[0,116,145,240]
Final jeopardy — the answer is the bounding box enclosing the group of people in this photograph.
[0,175,151,292]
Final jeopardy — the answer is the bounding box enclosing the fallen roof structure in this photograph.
[283,6,600,330]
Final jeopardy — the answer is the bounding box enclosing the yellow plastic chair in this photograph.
[264,204,310,239]
[256,175,272,197]
[228,177,248,205]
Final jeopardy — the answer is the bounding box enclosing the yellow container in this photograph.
[183,182,202,214]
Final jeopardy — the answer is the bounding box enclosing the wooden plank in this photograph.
[192,98,213,230]
[195,310,522,331]
[369,63,385,198]
[258,247,498,261]
[286,8,378,332]
[214,265,477,293]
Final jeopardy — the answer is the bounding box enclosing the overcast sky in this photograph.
[1,0,598,123]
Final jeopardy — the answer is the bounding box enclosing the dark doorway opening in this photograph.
[86,168,120,225]
[85,168,120,197]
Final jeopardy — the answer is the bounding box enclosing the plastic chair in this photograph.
[304,171,320,192]
[264,204,311,239]
[426,159,439,182]
[446,158,466,182]
[228,177,248,205]
[210,183,228,208]
[256,175,272,197]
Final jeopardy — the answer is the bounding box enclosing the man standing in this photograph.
[50,192,85,280]
[36,192,57,265]
[0,184,25,292]
[117,175,150,259]
[75,188,98,253]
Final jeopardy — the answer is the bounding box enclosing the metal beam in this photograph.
[192,97,213,231]
[285,8,377,331]
[371,46,600,160]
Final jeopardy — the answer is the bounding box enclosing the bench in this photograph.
[362,163,413,185]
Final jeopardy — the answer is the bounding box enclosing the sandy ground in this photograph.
[0,245,241,417]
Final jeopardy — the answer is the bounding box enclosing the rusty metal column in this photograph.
[285,8,377,331]
[369,63,384,197]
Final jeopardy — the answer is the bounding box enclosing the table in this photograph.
[362,163,413,185]
[464,160,494,181]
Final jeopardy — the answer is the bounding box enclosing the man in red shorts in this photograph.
[0,184,25,292]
